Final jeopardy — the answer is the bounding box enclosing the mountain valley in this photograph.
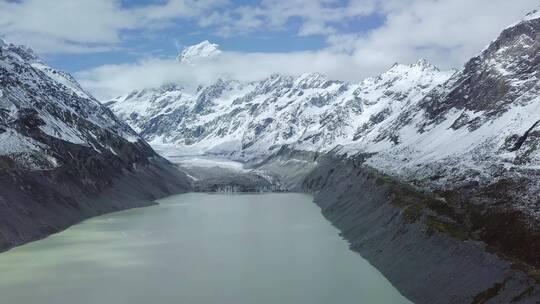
[0,6,539,304]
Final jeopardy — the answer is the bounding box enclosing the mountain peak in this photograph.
[176,40,222,64]
[410,58,439,71]
[386,58,439,75]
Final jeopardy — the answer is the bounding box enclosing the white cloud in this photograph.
[1,0,537,57]
[77,50,356,99]
[0,0,225,53]
[76,0,539,100]
[198,0,378,36]
[344,0,539,70]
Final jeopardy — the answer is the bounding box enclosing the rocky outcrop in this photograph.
[301,153,540,304]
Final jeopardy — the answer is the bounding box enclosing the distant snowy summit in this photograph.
[107,58,452,159]
[176,40,222,64]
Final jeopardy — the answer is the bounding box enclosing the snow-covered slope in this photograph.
[176,40,222,64]
[350,12,540,181]
[328,11,540,224]
[0,41,143,169]
[108,59,452,160]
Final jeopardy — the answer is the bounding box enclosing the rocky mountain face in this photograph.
[107,59,452,161]
[342,9,540,214]
[358,9,540,280]
[313,11,540,301]
[0,41,191,251]
[366,8,540,179]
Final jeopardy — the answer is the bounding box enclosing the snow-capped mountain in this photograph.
[331,10,540,225]
[352,10,540,180]
[107,59,452,160]
[0,41,145,169]
[107,9,540,216]
[176,40,222,64]
[0,39,189,251]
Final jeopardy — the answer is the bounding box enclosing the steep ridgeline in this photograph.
[0,41,190,251]
[339,9,540,218]
[353,8,540,185]
[107,59,452,161]
[352,11,540,218]
[306,10,540,303]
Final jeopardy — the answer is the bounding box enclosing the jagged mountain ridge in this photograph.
[350,12,540,191]
[107,59,452,160]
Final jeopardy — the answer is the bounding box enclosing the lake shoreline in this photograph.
[0,158,190,255]
[302,153,540,304]
[0,193,411,304]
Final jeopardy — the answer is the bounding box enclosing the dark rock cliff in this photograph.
[301,153,540,304]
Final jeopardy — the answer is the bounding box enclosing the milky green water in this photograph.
[0,193,411,304]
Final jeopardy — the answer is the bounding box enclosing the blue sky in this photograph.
[44,28,332,72]
[0,0,538,98]
[38,1,385,73]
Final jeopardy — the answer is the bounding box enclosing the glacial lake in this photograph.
[0,193,411,304]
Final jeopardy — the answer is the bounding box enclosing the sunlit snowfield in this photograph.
[0,193,411,304]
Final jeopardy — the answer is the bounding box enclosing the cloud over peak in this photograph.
[1,0,538,100]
